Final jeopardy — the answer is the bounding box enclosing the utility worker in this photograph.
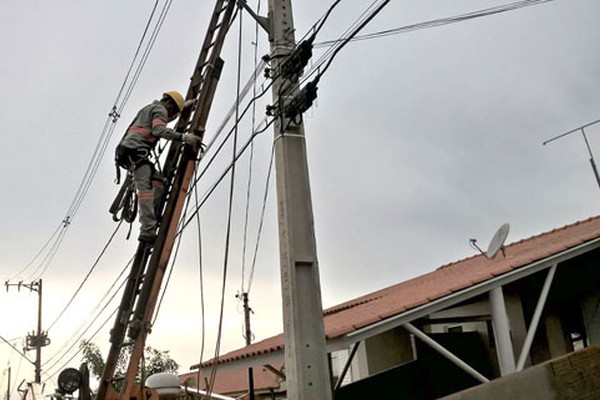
[115,91,201,243]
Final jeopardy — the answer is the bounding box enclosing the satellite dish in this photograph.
[486,223,510,259]
[469,223,510,259]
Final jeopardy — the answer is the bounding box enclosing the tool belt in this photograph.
[114,145,151,184]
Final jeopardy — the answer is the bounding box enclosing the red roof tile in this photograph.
[193,215,600,369]
[179,363,283,395]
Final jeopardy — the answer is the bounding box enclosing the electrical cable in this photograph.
[42,257,131,368]
[10,0,174,281]
[45,221,123,332]
[42,265,129,373]
[246,141,275,293]
[20,1,175,370]
[314,0,555,48]
[240,2,257,294]
[25,227,69,281]
[113,0,161,107]
[11,355,23,397]
[0,336,33,365]
[66,0,163,221]
[177,117,274,236]
[64,0,163,222]
[8,222,62,281]
[151,182,194,326]
[66,0,175,226]
[265,0,383,114]
[207,7,245,394]
[42,0,425,383]
[313,0,344,38]
[204,59,269,153]
[316,0,391,83]
[193,167,207,379]
[43,308,118,383]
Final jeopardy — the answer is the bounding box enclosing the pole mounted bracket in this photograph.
[237,0,271,34]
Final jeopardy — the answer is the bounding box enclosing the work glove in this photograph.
[183,99,195,111]
[182,133,202,150]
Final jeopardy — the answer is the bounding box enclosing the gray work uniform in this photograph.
[117,100,183,238]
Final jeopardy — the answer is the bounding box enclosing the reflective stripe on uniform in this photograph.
[152,180,165,189]
[152,118,167,128]
[129,126,157,143]
[138,191,155,201]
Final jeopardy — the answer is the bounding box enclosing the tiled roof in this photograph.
[179,363,283,395]
[192,215,600,369]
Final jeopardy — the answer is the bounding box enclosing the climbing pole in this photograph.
[96,2,236,399]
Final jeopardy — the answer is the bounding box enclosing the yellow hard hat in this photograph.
[162,91,185,112]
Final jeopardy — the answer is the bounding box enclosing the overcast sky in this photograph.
[1,0,600,395]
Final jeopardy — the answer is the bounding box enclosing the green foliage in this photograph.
[79,340,179,389]
[80,341,105,381]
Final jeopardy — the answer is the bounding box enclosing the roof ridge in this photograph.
[436,215,600,270]
[190,214,600,372]
[324,295,383,316]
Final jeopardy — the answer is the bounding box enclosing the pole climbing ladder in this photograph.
[96,2,236,399]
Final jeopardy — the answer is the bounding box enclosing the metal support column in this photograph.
[267,0,333,398]
[333,342,360,392]
[489,286,516,375]
[403,323,489,383]
[516,264,557,371]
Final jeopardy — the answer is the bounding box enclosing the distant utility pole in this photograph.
[5,280,49,383]
[240,292,255,400]
[6,366,11,400]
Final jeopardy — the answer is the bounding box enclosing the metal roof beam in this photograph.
[402,322,489,384]
[516,264,557,371]
[347,238,600,343]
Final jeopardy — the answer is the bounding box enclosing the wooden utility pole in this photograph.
[266,1,333,399]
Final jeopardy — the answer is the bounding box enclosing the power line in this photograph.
[313,0,556,48]
[42,261,130,370]
[11,0,174,281]
[0,336,33,366]
[43,308,118,383]
[42,250,133,374]
[46,222,123,332]
[193,167,207,382]
[178,117,275,236]
[207,7,246,393]
[245,141,275,293]
[42,259,131,375]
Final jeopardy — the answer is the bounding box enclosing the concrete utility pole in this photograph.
[5,280,48,384]
[6,366,11,400]
[266,1,333,399]
[241,293,255,400]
